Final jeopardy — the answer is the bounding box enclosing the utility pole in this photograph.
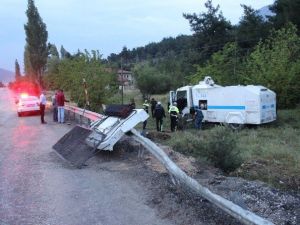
[83,78,89,108]
[234,36,237,82]
[121,57,124,104]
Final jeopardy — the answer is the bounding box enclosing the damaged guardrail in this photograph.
[130,128,274,225]
[64,105,103,124]
[62,105,274,225]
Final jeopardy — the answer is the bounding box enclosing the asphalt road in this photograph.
[0,87,173,225]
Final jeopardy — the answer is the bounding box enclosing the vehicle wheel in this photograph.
[225,114,245,130]
[227,123,244,130]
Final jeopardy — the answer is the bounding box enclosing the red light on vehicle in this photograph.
[20,93,28,98]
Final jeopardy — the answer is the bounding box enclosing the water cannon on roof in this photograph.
[202,76,215,86]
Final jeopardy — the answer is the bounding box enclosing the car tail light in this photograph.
[20,93,29,98]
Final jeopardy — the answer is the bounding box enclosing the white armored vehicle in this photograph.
[170,76,276,129]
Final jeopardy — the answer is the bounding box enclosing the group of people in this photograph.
[40,90,203,131]
[142,98,204,132]
[38,89,68,124]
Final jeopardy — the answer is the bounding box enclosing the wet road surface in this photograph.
[0,88,173,225]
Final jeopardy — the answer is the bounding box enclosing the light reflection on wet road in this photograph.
[0,88,173,225]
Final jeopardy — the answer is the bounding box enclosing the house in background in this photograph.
[117,69,135,89]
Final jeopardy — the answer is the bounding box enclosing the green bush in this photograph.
[170,131,204,155]
[203,126,242,172]
[169,126,242,173]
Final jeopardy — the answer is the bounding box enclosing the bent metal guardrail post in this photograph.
[130,128,274,225]
[63,105,274,225]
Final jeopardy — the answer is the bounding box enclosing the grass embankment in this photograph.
[234,109,300,191]
[109,90,300,192]
[167,109,300,192]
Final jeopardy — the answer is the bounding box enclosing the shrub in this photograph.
[169,126,243,173]
[203,126,242,172]
[170,131,204,155]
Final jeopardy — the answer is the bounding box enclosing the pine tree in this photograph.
[60,45,71,59]
[24,45,34,78]
[48,43,59,58]
[270,0,300,32]
[15,59,21,81]
[24,0,48,86]
[183,0,233,63]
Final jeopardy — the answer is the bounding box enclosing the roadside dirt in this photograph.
[111,135,300,225]
[233,159,300,192]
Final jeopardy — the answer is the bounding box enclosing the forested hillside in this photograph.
[104,0,300,108]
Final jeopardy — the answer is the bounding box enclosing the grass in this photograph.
[150,102,299,191]
[107,90,300,191]
[233,109,300,191]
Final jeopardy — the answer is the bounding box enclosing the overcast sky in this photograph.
[0,0,274,72]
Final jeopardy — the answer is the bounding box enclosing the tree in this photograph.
[44,50,117,111]
[236,5,271,49]
[24,45,34,78]
[15,59,21,81]
[190,42,243,85]
[46,43,60,76]
[24,0,48,86]
[133,63,172,97]
[60,45,71,59]
[269,0,300,32]
[242,24,300,108]
[48,43,59,58]
[183,0,233,62]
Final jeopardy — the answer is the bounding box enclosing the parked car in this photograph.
[17,94,40,117]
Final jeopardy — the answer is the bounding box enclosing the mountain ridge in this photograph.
[257,5,275,20]
[0,68,14,83]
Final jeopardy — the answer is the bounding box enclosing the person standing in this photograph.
[142,99,149,130]
[194,105,204,129]
[52,91,58,122]
[129,98,136,109]
[39,90,47,124]
[56,89,67,123]
[150,98,157,118]
[168,102,179,132]
[154,102,166,132]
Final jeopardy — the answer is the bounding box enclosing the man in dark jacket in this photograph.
[154,102,166,132]
[194,105,204,129]
[150,98,157,117]
[52,91,58,122]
